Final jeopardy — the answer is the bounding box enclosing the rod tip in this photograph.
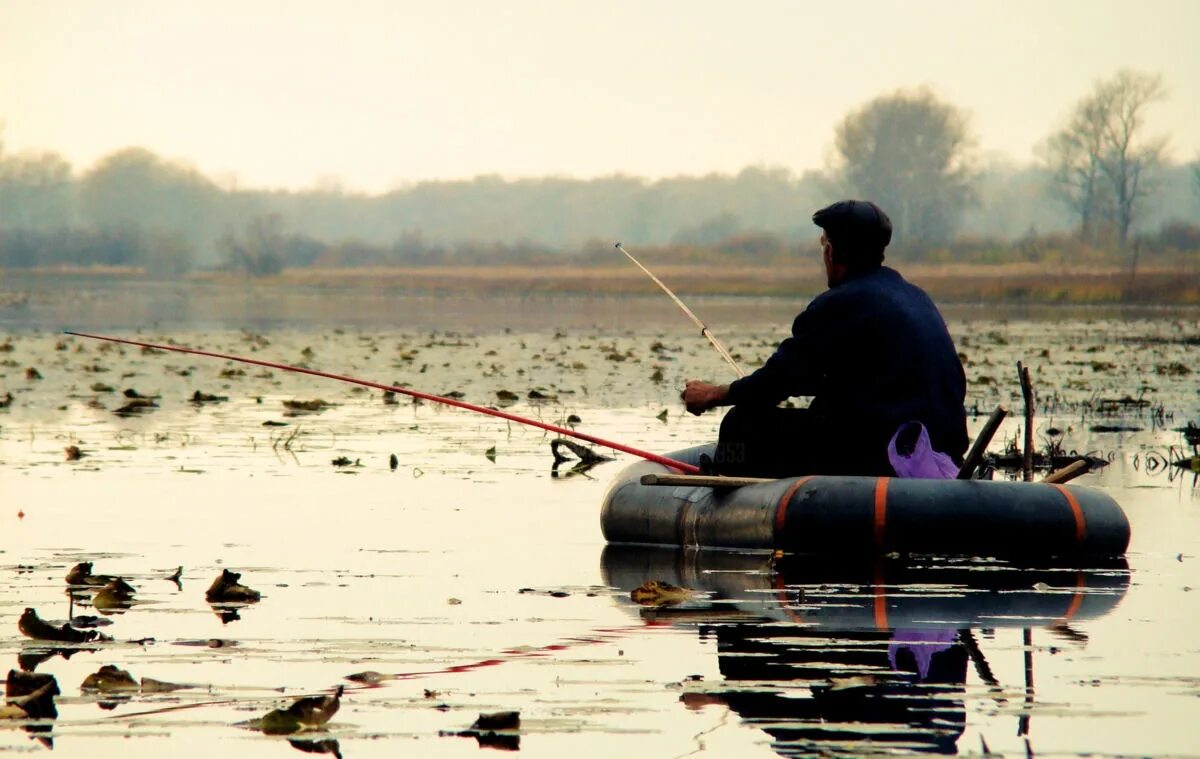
[614,242,622,248]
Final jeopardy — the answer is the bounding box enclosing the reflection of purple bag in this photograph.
[887,421,958,479]
[888,628,959,680]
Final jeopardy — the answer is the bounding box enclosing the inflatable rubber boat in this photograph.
[601,445,1131,558]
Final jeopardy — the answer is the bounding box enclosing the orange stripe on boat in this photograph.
[772,573,805,623]
[873,477,890,550]
[1062,571,1086,621]
[676,501,694,546]
[1051,484,1087,544]
[773,477,812,544]
[872,559,889,630]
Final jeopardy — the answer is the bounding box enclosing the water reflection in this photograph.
[602,546,1129,757]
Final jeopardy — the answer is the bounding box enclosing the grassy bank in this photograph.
[236,263,1200,304]
[3,262,1199,304]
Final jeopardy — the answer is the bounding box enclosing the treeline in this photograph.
[1,69,1198,275]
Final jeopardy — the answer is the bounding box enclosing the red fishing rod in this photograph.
[64,331,700,474]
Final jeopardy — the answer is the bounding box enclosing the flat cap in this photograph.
[812,200,893,248]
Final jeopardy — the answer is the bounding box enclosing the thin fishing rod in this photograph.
[614,242,745,378]
[63,330,700,475]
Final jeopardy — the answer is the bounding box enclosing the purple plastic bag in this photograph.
[887,421,958,479]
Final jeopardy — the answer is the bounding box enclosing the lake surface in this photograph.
[2,291,1198,757]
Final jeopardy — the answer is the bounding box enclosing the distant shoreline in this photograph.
[3,262,1198,305]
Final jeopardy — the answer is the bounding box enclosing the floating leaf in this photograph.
[630,580,696,607]
[345,671,389,685]
[205,569,261,603]
[81,665,138,693]
[256,686,343,735]
[190,390,228,403]
[471,711,520,731]
[140,677,189,693]
[18,607,104,642]
[283,399,331,414]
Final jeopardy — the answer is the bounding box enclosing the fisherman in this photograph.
[681,200,968,478]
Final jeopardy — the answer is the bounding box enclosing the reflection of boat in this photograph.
[602,545,1129,757]
[601,544,1130,630]
[602,445,1131,558]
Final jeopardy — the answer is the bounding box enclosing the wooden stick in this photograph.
[1040,458,1089,484]
[1018,362,1035,482]
[957,405,1009,479]
[641,473,775,488]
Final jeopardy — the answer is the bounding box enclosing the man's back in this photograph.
[804,267,967,469]
[726,266,967,475]
[684,200,968,479]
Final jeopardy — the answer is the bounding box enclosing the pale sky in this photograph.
[2,0,1198,193]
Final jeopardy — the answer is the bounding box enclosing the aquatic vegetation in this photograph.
[442,710,521,750]
[283,399,332,414]
[252,686,343,735]
[2,671,59,722]
[205,569,262,603]
[92,578,137,612]
[80,665,138,693]
[65,562,116,587]
[18,608,107,643]
[190,390,229,403]
[629,580,698,607]
[114,397,159,415]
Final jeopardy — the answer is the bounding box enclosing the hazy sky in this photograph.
[2,0,1197,193]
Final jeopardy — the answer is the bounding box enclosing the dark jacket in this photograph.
[726,266,968,465]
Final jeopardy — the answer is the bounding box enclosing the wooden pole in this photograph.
[957,405,1009,480]
[641,473,775,488]
[1018,362,1035,482]
[1040,458,1089,484]
[1019,627,1034,737]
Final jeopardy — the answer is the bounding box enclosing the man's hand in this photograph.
[681,380,730,416]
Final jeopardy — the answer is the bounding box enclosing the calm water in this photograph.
[2,290,1198,757]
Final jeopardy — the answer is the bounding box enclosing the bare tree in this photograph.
[1039,95,1113,241]
[220,214,286,276]
[833,88,975,248]
[1043,70,1167,247]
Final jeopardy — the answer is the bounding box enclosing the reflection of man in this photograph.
[688,623,968,756]
[682,200,968,478]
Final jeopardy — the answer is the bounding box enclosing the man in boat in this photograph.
[681,200,968,478]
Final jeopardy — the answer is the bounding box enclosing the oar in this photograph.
[614,242,745,377]
[63,331,700,474]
